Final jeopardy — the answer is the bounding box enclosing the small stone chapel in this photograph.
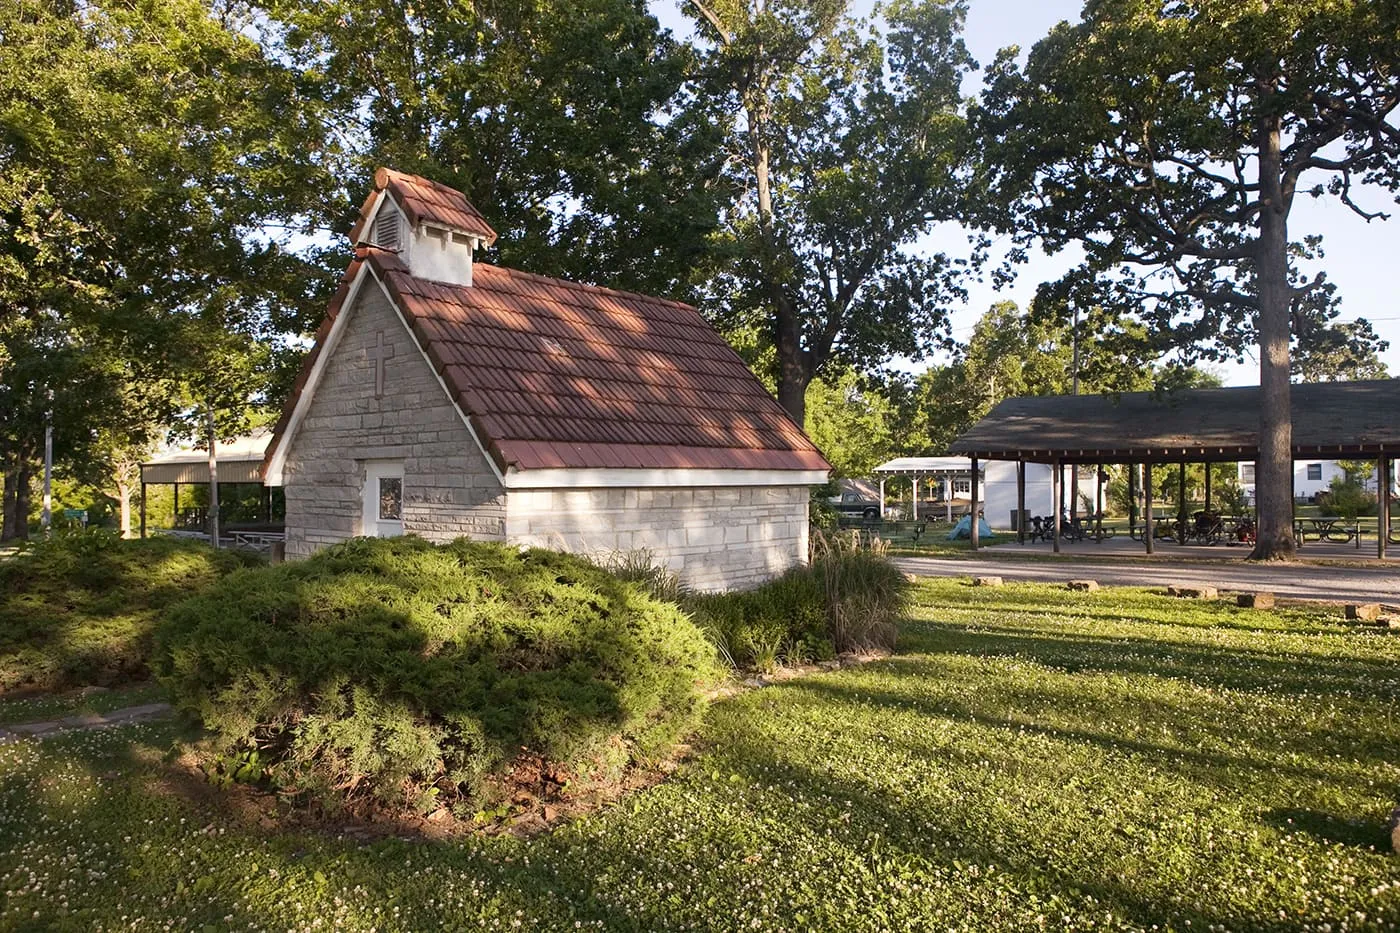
[261,169,831,591]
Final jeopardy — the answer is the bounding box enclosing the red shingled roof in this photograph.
[348,168,498,247]
[367,250,828,473]
[267,169,830,479]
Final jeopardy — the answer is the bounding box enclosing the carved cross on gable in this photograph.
[367,330,395,399]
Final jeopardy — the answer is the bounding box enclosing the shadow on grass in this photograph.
[702,726,1251,931]
[1262,808,1392,851]
[895,618,1400,703]
[912,583,1344,635]
[788,673,1378,795]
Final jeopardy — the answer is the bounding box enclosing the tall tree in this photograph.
[1,0,339,532]
[263,0,723,299]
[685,0,976,420]
[975,0,1400,559]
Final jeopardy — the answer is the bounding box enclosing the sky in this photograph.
[651,0,1400,386]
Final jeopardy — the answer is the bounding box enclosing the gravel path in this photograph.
[0,703,172,743]
[897,555,1400,604]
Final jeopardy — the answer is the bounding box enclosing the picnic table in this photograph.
[1294,516,1363,548]
[230,530,286,551]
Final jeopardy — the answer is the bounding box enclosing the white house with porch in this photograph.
[872,457,1078,529]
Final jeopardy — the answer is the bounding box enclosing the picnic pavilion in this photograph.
[948,379,1400,558]
[871,456,979,522]
[138,429,284,548]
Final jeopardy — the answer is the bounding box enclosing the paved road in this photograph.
[897,555,1400,604]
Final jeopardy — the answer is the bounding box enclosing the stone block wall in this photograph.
[504,485,810,592]
[281,285,506,557]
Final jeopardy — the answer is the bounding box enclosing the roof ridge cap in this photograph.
[473,262,699,312]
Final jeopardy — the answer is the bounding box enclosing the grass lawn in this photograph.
[2,580,1399,930]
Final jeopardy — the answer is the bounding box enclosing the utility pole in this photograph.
[41,389,53,537]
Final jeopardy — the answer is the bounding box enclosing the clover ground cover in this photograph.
[1,579,1397,930]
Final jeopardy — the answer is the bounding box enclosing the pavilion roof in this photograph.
[948,380,1400,463]
[873,456,978,476]
[141,430,271,485]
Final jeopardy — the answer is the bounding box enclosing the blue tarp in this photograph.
[947,514,994,541]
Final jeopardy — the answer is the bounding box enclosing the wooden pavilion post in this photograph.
[1379,455,1390,560]
[173,483,180,528]
[1177,461,1188,544]
[878,477,885,519]
[970,457,980,551]
[1204,464,1212,514]
[1095,463,1104,536]
[1016,460,1026,546]
[1128,462,1138,539]
[1051,457,1062,554]
[139,482,147,539]
[1069,464,1078,525]
[1144,464,1155,555]
[1290,462,1297,546]
[911,475,918,523]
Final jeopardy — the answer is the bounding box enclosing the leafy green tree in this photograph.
[1292,318,1389,383]
[685,0,976,420]
[263,0,723,299]
[895,300,1161,456]
[0,320,136,540]
[1,0,338,535]
[975,0,1400,558]
[803,371,898,477]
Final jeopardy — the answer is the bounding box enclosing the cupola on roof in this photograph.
[349,168,499,247]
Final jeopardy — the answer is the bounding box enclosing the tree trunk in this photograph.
[744,53,811,425]
[12,462,32,541]
[775,301,810,423]
[206,410,221,548]
[1249,104,1296,560]
[116,479,133,538]
[1,466,17,541]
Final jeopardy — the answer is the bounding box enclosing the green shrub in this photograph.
[686,540,910,671]
[0,531,260,693]
[153,536,720,816]
[1318,476,1377,519]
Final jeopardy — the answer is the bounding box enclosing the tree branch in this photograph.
[685,0,733,45]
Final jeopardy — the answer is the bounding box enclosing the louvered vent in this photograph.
[373,207,401,251]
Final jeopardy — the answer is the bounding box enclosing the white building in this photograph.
[260,169,830,592]
[1238,459,1399,503]
[872,457,1093,529]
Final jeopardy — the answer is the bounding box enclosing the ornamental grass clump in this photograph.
[0,531,260,693]
[153,536,720,816]
[687,534,909,671]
